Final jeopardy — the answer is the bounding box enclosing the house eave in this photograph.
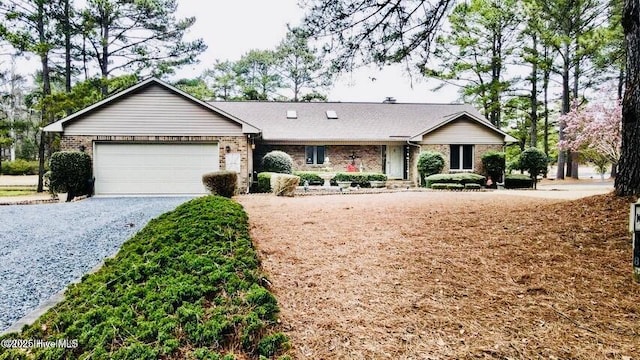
[260,137,411,145]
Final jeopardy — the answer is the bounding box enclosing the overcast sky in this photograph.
[174,0,458,103]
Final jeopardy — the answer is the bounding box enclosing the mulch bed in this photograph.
[238,192,639,359]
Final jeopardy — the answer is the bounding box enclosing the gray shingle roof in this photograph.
[209,101,501,142]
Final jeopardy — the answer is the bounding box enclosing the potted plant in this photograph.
[367,174,387,188]
[336,180,352,189]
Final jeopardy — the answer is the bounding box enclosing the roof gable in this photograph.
[410,111,517,143]
[43,78,259,134]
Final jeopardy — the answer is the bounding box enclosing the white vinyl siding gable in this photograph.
[64,84,243,136]
[421,118,504,145]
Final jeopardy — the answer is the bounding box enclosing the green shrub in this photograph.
[0,196,286,359]
[262,151,293,174]
[417,151,445,186]
[49,151,93,202]
[202,171,237,197]
[425,173,486,188]
[519,147,549,189]
[464,183,481,190]
[431,183,450,190]
[505,173,534,189]
[257,172,275,193]
[270,174,300,196]
[446,183,464,190]
[507,157,522,173]
[0,159,40,175]
[331,172,387,188]
[481,151,505,185]
[258,332,290,358]
[293,171,324,185]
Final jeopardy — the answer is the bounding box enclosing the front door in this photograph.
[386,145,404,179]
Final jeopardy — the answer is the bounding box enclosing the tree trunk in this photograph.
[557,44,571,180]
[37,1,52,193]
[491,30,502,129]
[611,163,618,178]
[615,0,640,196]
[618,67,625,100]
[571,151,580,179]
[543,47,550,158]
[64,0,72,94]
[570,38,581,179]
[100,7,110,96]
[530,34,538,148]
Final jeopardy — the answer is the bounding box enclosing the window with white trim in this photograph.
[306,146,326,165]
[450,144,474,170]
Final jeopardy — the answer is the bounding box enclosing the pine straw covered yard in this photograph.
[237,192,639,359]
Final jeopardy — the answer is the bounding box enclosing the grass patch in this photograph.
[0,196,289,360]
[0,187,37,197]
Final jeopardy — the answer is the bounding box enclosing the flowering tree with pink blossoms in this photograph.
[558,101,622,178]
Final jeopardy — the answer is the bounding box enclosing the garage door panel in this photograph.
[94,143,219,195]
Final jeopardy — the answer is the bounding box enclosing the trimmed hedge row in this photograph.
[425,173,486,188]
[430,183,481,190]
[505,173,534,189]
[256,171,387,192]
[0,196,290,359]
[293,171,324,186]
[330,172,387,188]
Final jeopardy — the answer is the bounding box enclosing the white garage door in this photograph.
[94,143,219,195]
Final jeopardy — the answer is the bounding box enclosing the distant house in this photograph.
[44,78,515,195]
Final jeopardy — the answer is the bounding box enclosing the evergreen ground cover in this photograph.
[0,196,289,360]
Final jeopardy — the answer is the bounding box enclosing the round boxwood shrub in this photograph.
[261,151,293,174]
[417,151,445,186]
[49,151,93,202]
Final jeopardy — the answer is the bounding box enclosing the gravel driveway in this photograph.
[0,197,191,332]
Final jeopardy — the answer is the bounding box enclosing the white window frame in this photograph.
[450,144,474,171]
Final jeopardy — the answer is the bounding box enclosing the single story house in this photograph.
[44,78,516,195]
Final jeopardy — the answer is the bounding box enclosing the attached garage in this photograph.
[94,143,219,195]
[43,78,260,195]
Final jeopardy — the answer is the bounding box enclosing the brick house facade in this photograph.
[45,78,515,195]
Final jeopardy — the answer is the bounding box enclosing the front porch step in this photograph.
[386,180,415,189]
